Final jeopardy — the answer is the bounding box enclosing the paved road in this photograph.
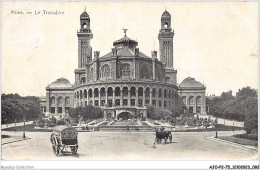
[1,131,258,160]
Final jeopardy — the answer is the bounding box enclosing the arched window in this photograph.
[121,64,132,77]
[94,88,99,97]
[81,77,86,84]
[189,96,194,105]
[196,96,202,104]
[145,88,150,97]
[84,89,87,98]
[130,87,136,96]
[115,87,120,96]
[88,89,93,98]
[100,87,106,97]
[107,87,113,97]
[158,89,162,97]
[138,87,143,97]
[58,97,63,105]
[164,89,167,98]
[140,65,151,79]
[51,97,55,105]
[164,22,168,28]
[100,65,111,78]
[123,87,128,97]
[80,90,83,99]
[65,97,70,105]
[152,88,156,97]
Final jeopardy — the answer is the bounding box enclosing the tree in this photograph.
[220,90,235,101]
[1,93,41,124]
[244,97,258,134]
[147,106,178,120]
[236,87,257,100]
[68,105,103,121]
[207,87,257,122]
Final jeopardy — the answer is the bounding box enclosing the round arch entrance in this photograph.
[117,112,133,120]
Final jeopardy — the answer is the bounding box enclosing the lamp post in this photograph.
[23,116,26,139]
[215,118,218,138]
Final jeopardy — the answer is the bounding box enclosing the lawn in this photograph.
[219,136,258,147]
[2,125,53,132]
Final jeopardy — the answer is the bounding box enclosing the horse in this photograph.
[155,130,172,144]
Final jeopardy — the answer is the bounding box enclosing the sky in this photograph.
[1,1,258,97]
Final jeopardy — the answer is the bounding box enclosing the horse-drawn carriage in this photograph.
[50,125,78,155]
[155,127,172,144]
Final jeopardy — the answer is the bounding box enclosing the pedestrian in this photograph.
[127,125,130,132]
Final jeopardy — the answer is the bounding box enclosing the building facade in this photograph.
[45,10,207,119]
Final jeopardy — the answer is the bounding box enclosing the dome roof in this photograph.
[48,78,73,89]
[80,11,89,19]
[113,35,138,46]
[162,11,171,18]
[179,77,204,88]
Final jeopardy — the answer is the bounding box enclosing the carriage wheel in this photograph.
[71,146,77,155]
[55,146,60,156]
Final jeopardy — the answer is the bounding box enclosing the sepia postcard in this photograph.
[1,1,259,169]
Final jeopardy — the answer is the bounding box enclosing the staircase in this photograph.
[98,125,155,132]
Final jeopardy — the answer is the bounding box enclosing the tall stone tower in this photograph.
[158,10,177,84]
[77,10,93,68]
[158,10,174,68]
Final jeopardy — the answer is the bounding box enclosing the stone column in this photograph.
[120,90,123,107]
[165,91,168,108]
[202,93,206,114]
[98,89,101,107]
[112,90,115,107]
[62,100,66,114]
[86,90,88,106]
[156,89,158,107]
[135,90,138,107]
[142,90,145,107]
[128,89,131,106]
[105,90,108,106]
[194,96,197,114]
[78,90,81,106]
[82,92,86,107]
[92,91,95,106]
[161,91,164,108]
[150,90,153,106]
[55,98,58,114]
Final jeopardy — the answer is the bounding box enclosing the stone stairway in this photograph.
[98,125,155,132]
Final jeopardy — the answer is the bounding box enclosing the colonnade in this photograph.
[49,96,71,114]
[74,86,178,110]
[181,95,205,113]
